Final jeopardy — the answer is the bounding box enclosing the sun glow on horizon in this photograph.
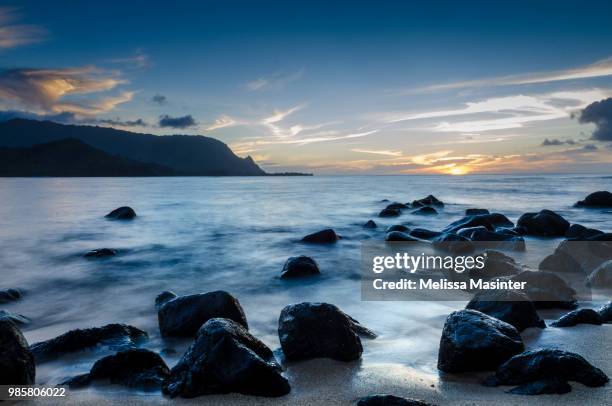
[447,165,470,175]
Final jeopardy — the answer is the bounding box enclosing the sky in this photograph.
[1,0,612,174]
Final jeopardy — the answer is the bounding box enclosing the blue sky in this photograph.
[1,0,612,174]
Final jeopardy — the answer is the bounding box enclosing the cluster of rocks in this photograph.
[378,195,442,218]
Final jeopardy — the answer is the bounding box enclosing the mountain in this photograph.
[0,119,266,176]
[0,138,177,177]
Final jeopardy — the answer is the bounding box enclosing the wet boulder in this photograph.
[575,191,612,208]
[538,244,584,274]
[105,206,136,220]
[357,394,433,406]
[0,319,35,384]
[587,259,612,289]
[409,228,441,240]
[412,195,444,207]
[507,271,577,309]
[385,231,419,242]
[598,301,612,323]
[162,318,290,398]
[385,202,408,210]
[155,291,178,309]
[484,348,609,391]
[432,233,474,254]
[302,228,340,243]
[278,302,375,362]
[466,290,545,332]
[364,220,377,229]
[412,206,438,215]
[63,348,170,390]
[507,377,572,395]
[517,210,570,236]
[30,323,148,362]
[468,250,523,279]
[565,224,603,240]
[551,308,602,327]
[379,208,401,218]
[0,288,22,304]
[281,256,320,279]
[0,310,30,326]
[386,224,410,233]
[84,248,117,258]
[465,208,489,216]
[442,215,494,234]
[158,291,247,337]
[437,309,524,373]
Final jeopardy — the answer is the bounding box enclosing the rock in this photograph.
[385,231,419,242]
[409,228,441,240]
[364,220,377,229]
[437,309,524,373]
[0,310,30,325]
[0,288,22,304]
[412,206,438,215]
[302,228,340,243]
[84,248,117,258]
[598,301,612,322]
[0,319,35,384]
[432,233,474,254]
[466,208,489,216]
[517,210,570,236]
[468,250,523,279]
[507,378,572,395]
[162,318,290,398]
[380,199,390,202]
[565,224,604,240]
[412,195,444,207]
[379,208,401,217]
[278,302,375,362]
[387,224,410,233]
[507,271,577,309]
[587,259,612,289]
[105,206,136,220]
[484,348,609,390]
[466,290,545,332]
[456,226,488,238]
[155,291,178,309]
[539,246,583,274]
[575,191,612,207]
[357,394,433,406]
[63,348,170,390]
[158,291,247,337]
[443,215,494,234]
[281,256,320,279]
[495,227,520,236]
[30,323,148,362]
[551,308,602,327]
[385,202,408,210]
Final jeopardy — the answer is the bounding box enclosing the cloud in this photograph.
[97,117,147,127]
[108,49,150,68]
[402,57,612,94]
[205,115,238,131]
[0,7,47,49]
[158,114,197,128]
[261,105,304,125]
[246,69,304,91]
[578,97,612,141]
[0,66,130,116]
[152,94,167,105]
[542,138,576,146]
[351,149,403,157]
[581,144,599,151]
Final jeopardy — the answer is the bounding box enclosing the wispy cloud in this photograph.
[351,148,403,157]
[246,69,304,91]
[0,7,47,49]
[205,114,238,131]
[108,49,150,68]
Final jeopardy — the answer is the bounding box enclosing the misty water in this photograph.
[1,175,611,393]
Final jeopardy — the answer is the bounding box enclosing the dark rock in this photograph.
[385,202,408,210]
[539,247,583,274]
[507,378,572,395]
[517,210,570,236]
[385,231,419,242]
[357,394,433,406]
[30,323,148,362]
[409,228,441,240]
[468,250,523,279]
[281,256,320,279]
[443,215,494,234]
[565,224,604,240]
[63,348,170,390]
[301,228,340,243]
[466,290,545,332]
[412,195,444,207]
[0,288,22,304]
[380,199,390,202]
[162,318,290,398]
[379,208,401,218]
[364,220,377,229]
[0,319,35,384]
[432,233,474,254]
[598,301,612,322]
[155,291,178,309]
[575,191,612,208]
[386,224,410,233]
[84,248,117,258]
[587,260,612,288]
[456,226,488,238]
[278,302,375,362]
[551,308,602,327]
[437,309,524,373]
[495,227,520,236]
[507,271,577,309]
[0,310,30,325]
[484,348,609,389]
[158,291,247,337]
[105,206,136,220]
[412,206,438,215]
[466,208,489,216]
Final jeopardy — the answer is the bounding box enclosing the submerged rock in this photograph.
[466,290,545,332]
[507,378,572,395]
[281,256,320,279]
[412,195,444,207]
[587,259,612,289]
[30,323,148,362]
[0,288,22,304]
[301,228,340,243]
[517,210,569,236]
[379,208,401,218]
[0,319,35,384]
[155,291,178,309]
[0,310,30,325]
[412,206,438,215]
[409,228,441,240]
[162,318,290,398]
[507,271,577,309]
[551,308,602,327]
[484,348,609,391]
[437,309,524,373]
[357,394,433,406]
[385,202,408,210]
[598,301,612,323]
[386,224,410,233]
[364,220,377,229]
[158,290,247,337]
[575,191,612,208]
[84,248,117,258]
[278,302,375,362]
[63,348,170,390]
[465,208,489,216]
[105,206,136,220]
[385,231,419,242]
